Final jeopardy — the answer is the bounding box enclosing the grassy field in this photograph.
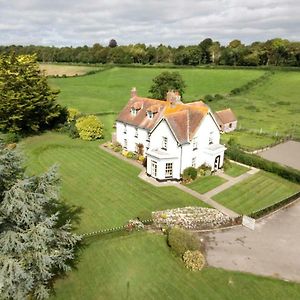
[49,67,264,114]
[211,71,300,138]
[224,162,250,177]
[221,131,278,151]
[187,175,227,194]
[212,171,300,215]
[51,232,300,300]
[21,132,206,233]
[40,63,102,76]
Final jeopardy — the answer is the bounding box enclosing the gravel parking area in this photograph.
[204,199,300,282]
[258,141,300,170]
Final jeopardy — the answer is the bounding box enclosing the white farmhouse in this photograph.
[115,88,226,181]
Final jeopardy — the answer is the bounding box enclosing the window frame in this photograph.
[192,157,196,168]
[124,139,127,149]
[162,136,168,150]
[123,124,127,134]
[192,137,198,150]
[165,162,173,178]
[134,127,138,138]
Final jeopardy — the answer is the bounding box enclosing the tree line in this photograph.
[1,38,299,67]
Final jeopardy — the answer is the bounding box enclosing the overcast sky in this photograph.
[0,0,299,47]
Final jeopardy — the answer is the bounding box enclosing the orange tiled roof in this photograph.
[117,96,210,144]
[214,108,237,125]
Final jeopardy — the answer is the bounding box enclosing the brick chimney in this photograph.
[131,87,137,98]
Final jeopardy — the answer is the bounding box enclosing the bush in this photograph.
[75,115,104,141]
[113,143,122,152]
[167,227,200,257]
[126,151,137,159]
[67,108,81,123]
[3,132,21,143]
[197,164,211,176]
[182,167,197,181]
[183,250,205,271]
[204,94,214,102]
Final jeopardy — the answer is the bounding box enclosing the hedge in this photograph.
[249,191,300,219]
[226,146,300,184]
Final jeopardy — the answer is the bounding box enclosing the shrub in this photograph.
[113,143,122,152]
[138,155,145,162]
[183,250,205,271]
[75,115,104,141]
[214,94,224,100]
[182,167,197,181]
[204,94,214,102]
[137,210,152,222]
[167,227,200,257]
[126,151,136,159]
[122,150,129,156]
[3,132,21,143]
[67,108,81,123]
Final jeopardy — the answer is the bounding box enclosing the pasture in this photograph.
[212,171,300,215]
[50,232,300,300]
[21,132,206,233]
[40,63,102,76]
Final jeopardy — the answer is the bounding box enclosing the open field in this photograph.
[211,71,300,138]
[224,162,250,177]
[49,67,264,114]
[40,63,102,76]
[212,171,300,215]
[50,232,300,300]
[188,175,227,194]
[220,131,278,151]
[21,132,206,233]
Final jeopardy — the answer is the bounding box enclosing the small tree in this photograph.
[0,53,67,134]
[75,115,104,141]
[149,71,186,100]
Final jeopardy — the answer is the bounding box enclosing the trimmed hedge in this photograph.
[249,191,300,219]
[226,146,300,184]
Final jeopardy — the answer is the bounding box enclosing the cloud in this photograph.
[0,0,299,46]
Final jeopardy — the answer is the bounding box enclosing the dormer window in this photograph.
[147,111,153,119]
[131,108,137,116]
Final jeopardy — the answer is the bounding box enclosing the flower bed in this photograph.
[153,206,236,230]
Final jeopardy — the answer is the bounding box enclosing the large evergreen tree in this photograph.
[0,53,66,134]
[0,144,81,299]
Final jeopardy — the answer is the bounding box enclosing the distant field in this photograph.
[39,63,102,76]
[49,67,264,114]
[210,71,300,138]
[51,232,300,300]
[21,132,206,233]
[212,171,300,215]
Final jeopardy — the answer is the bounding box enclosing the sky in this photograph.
[0,0,299,47]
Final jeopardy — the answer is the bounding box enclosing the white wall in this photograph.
[180,113,221,172]
[223,120,238,132]
[116,121,149,155]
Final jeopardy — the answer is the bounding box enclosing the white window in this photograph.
[131,108,137,116]
[209,132,213,145]
[162,137,167,150]
[135,127,138,138]
[165,163,173,178]
[146,131,150,142]
[124,139,127,149]
[124,124,127,134]
[192,137,198,150]
[151,160,157,177]
[192,157,196,167]
[147,111,153,119]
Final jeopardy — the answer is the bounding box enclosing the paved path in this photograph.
[203,200,300,283]
[100,145,258,218]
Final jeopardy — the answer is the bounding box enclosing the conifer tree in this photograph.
[0,144,81,299]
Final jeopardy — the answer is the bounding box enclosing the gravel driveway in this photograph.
[258,141,300,170]
[204,200,300,282]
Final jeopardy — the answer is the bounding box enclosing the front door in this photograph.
[214,155,220,170]
[151,160,157,177]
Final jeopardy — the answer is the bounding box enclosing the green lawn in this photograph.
[211,71,300,138]
[224,162,250,177]
[21,132,206,233]
[51,232,300,300]
[221,131,278,150]
[187,175,227,194]
[49,67,264,114]
[212,171,300,215]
